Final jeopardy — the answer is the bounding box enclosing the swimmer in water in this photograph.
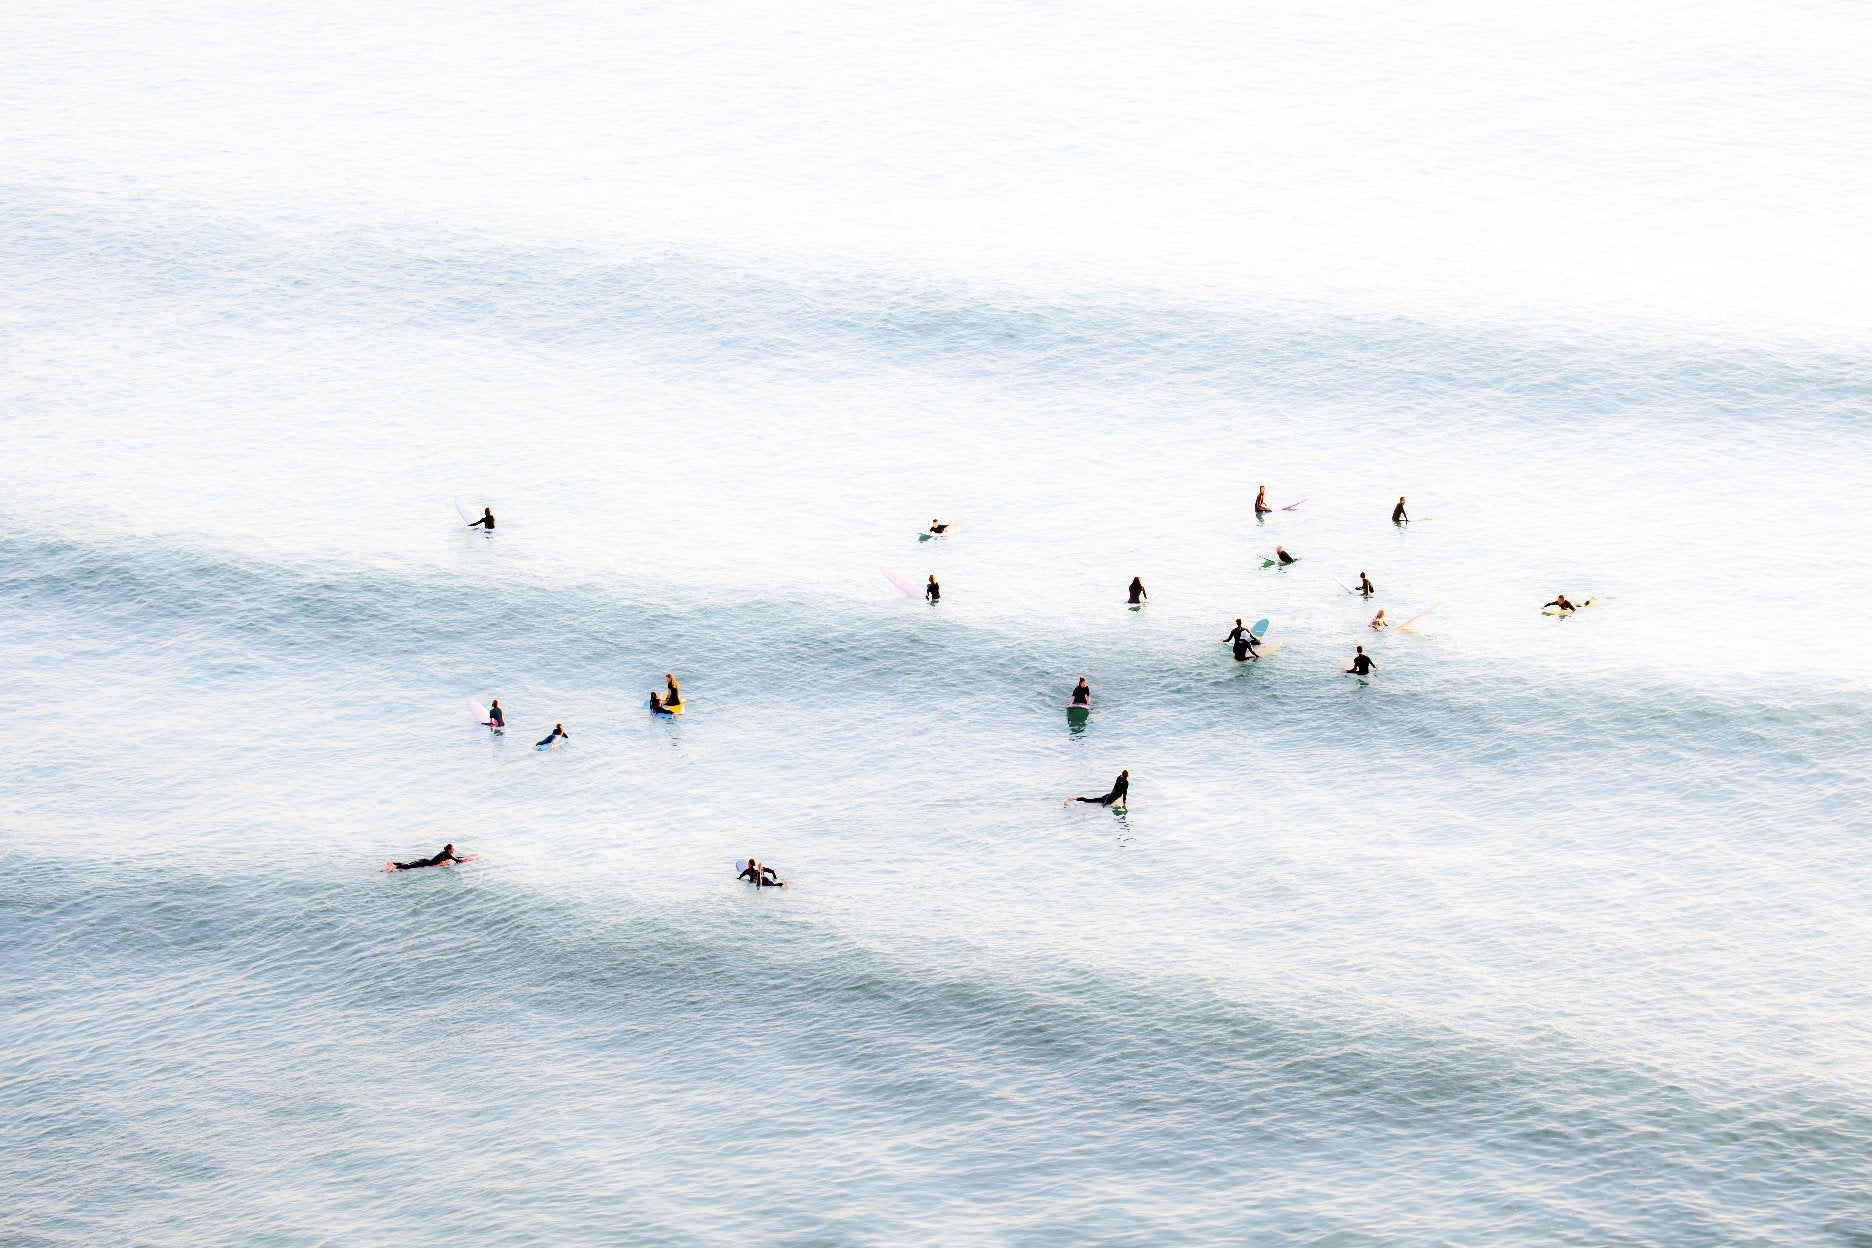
[1358,571,1375,597]
[1254,486,1272,515]
[1545,594,1579,613]
[1344,646,1377,676]
[738,859,786,887]
[1066,769,1130,807]
[1369,609,1389,630]
[536,722,569,748]
[467,507,495,530]
[486,698,505,730]
[1128,577,1147,604]
[1070,677,1091,707]
[386,843,464,872]
[926,575,941,603]
[664,674,681,708]
[929,519,949,534]
[1275,546,1297,565]
[1392,496,1408,524]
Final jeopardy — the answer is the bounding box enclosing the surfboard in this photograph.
[1541,598,1596,616]
[644,698,682,716]
[1067,704,1090,720]
[1264,557,1297,569]
[1282,499,1306,510]
[1251,618,1269,638]
[880,567,923,598]
[453,496,476,525]
[1393,603,1439,633]
[1251,640,1285,658]
[1333,577,1362,595]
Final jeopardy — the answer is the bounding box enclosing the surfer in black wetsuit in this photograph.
[537,723,569,748]
[738,859,785,887]
[664,674,682,708]
[468,507,495,530]
[926,575,941,602]
[649,693,673,716]
[1275,546,1297,565]
[929,519,949,534]
[487,698,505,730]
[1392,496,1408,524]
[1344,646,1377,676]
[1358,571,1375,597]
[387,843,464,872]
[1128,577,1147,604]
[1255,486,1272,515]
[1545,594,1578,613]
[1070,677,1091,707]
[1066,769,1130,807]
[1234,633,1260,661]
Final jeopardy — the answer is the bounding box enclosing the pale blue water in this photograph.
[5,2,1872,1244]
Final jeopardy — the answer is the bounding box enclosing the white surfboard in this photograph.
[880,567,923,598]
[468,698,496,728]
[454,496,478,525]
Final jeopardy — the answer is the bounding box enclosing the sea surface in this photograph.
[4,2,1872,1244]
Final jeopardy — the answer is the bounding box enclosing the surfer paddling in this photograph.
[536,723,570,748]
[1545,594,1580,614]
[1066,769,1130,807]
[1344,646,1377,676]
[386,843,466,872]
[467,507,495,530]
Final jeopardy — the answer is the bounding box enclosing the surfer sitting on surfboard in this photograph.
[1392,496,1408,524]
[1128,577,1147,605]
[1070,677,1091,707]
[663,674,682,708]
[1066,769,1129,807]
[386,843,466,872]
[487,698,505,730]
[1275,546,1297,565]
[1358,572,1375,597]
[467,507,495,530]
[1255,486,1272,515]
[537,723,569,748]
[1370,610,1388,630]
[929,519,949,534]
[1545,594,1579,613]
[926,575,940,602]
[738,859,786,888]
[649,693,674,716]
[1344,647,1377,676]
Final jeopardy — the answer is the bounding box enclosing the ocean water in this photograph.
[4,1,1872,1244]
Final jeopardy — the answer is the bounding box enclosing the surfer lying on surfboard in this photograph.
[1275,546,1297,565]
[537,723,569,749]
[1065,769,1129,807]
[738,859,786,888]
[386,844,469,872]
[1545,594,1581,614]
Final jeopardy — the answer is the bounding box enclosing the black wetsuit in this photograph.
[488,705,504,728]
[1233,636,1259,661]
[1277,551,1296,565]
[665,685,681,708]
[537,727,569,747]
[392,849,460,871]
[1224,625,1248,646]
[738,864,782,886]
[1359,579,1375,597]
[1546,599,1575,612]
[1348,654,1376,675]
[927,581,940,602]
[469,514,494,530]
[1128,584,1146,604]
[1074,774,1129,806]
[1071,687,1090,707]
[1392,504,1407,523]
[930,524,948,534]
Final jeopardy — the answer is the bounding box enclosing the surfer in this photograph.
[536,723,569,748]
[1070,677,1091,708]
[926,574,941,603]
[1358,571,1375,597]
[1066,769,1130,807]
[1392,496,1408,524]
[1223,618,1250,646]
[649,692,674,716]
[1545,594,1579,613]
[929,519,949,535]
[738,859,786,887]
[386,843,464,872]
[1275,546,1297,565]
[664,674,682,708]
[1233,633,1260,661]
[487,698,505,730]
[1369,609,1388,630]
[1254,486,1272,515]
[1344,646,1377,676]
[1128,577,1148,605]
[467,507,495,531]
